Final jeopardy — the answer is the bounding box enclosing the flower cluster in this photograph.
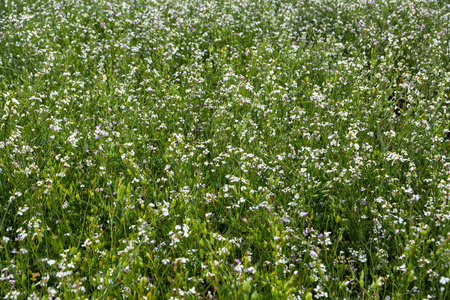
[1,0,450,298]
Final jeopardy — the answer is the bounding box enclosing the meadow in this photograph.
[1,0,450,298]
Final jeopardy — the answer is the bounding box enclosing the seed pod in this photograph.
[242,280,251,294]
[335,215,341,224]
[359,271,365,288]
[251,291,260,300]
[139,276,148,291]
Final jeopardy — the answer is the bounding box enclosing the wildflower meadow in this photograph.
[1,0,450,298]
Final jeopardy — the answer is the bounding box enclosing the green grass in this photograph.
[1,0,450,299]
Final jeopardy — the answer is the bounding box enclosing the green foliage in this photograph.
[1,0,450,299]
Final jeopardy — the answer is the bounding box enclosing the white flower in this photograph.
[48,288,57,296]
[440,277,450,285]
[3,290,20,300]
[47,259,56,266]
